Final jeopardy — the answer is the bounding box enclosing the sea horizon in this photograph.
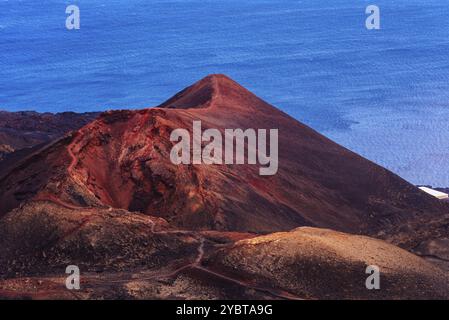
[1,0,449,186]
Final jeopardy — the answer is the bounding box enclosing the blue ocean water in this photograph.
[1,0,449,186]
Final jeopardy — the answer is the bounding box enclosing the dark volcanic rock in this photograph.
[0,201,196,278]
[0,144,14,161]
[0,110,99,160]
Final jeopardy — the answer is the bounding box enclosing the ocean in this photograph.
[1,0,449,186]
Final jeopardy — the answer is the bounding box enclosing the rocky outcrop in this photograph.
[0,110,98,161]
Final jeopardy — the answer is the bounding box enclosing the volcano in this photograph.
[0,75,448,299]
[0,74,446,234]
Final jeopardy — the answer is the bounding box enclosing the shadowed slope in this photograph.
[0,111,99,161]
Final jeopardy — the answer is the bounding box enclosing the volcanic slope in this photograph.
[1,206,448,300]
[0,74,447,235]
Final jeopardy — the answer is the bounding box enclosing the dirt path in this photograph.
[146,219,302,300]
[34,193,96,211]
[67,131,82,176]
[193,266,303,300]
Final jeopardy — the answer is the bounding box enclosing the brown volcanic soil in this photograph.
[0,201,201,278]
[1,210,447,299]
[206,227,449,299]
[0,110,98,161]
[382,212,449,272]
[0,75,447,235]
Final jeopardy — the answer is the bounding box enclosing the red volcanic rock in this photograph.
[0,75,447,235]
